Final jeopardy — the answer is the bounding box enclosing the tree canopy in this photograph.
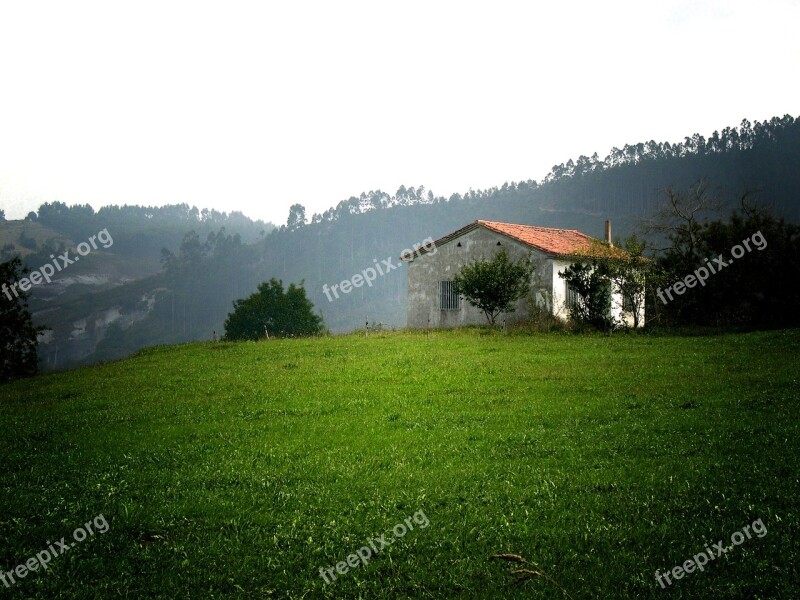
[223,278,323,340]
[286,204,307,231]
[559,262,615,331]
[566,236,652,329]
[648,192,800,328]
[452,249,534,325]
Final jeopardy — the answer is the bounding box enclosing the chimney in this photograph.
[604,219,612,246]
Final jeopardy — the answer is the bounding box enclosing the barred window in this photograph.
[439,281,461,310]
[622,292,635,313]
[566,282,580,309]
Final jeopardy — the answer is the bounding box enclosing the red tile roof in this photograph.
[402,220,616,259]
[477,220,599,256]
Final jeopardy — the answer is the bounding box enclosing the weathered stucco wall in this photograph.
[406,228,551,328]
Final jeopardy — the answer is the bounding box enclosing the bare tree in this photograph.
[640,180,720,258]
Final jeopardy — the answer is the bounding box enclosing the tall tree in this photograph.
[286,204,307,231]
[1,257,45,382]
[642,181,720,257]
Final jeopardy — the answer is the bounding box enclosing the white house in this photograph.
[402,219,644,328]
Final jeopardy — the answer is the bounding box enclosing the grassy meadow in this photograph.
[1,329,799,598]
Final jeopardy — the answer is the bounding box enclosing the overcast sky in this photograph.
[0,0,797,226]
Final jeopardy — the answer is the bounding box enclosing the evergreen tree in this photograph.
[224,278,323,340]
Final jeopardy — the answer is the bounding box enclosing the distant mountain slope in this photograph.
[0,203,273,369]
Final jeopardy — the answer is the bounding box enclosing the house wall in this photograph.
[406,226,645,328]
[614,290,646,328]
[406,228,551,328]
[550,258,573,320]
[551,258,645,327]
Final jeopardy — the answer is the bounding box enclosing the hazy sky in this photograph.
[0,0,797,226]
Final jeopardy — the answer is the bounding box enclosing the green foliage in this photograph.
[22,239,68,272]
[0,243,15,262]
[304,115,799,224]
[27,201,272,259]
[516,290,568,333]
[285,204,307,231]
[224,278,323,340]
[559,262,614,331]
[651,193,800,327]
[0,330,798,597]
[594,235,652,328]
[0,257,44,382]
[17,230,37,250]
[452,249,534,325]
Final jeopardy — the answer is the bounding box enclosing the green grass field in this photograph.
[1,329,798,598]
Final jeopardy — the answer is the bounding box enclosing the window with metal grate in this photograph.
[439,280,461,310]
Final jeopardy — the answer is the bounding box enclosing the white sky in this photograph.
[0,0,798,226]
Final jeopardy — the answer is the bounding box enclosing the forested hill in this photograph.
[1,203,273,282]
[5,113,799,369]
[301,114,799,226]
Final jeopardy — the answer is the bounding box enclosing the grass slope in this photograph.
[1,329,799,598]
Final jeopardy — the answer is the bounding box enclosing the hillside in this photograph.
[0,205,273,368]
[86,116,800,350]
[5,114,800,369]
[0,221,72,258]
[1,329,798,598]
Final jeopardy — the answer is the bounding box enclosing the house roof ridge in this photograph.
[477,219,583,233]
[402,218,623,260]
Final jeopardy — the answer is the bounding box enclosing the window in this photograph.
[439,280,461,310]
[566,282,580,310]
[622,292,635,313]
